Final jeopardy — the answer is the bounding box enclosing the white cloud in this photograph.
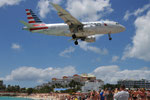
[11,43,21,50]
[1,65,150,84]
[0,0,22,7]
[124,10,132,21]
[59,46,75,58]
[122,10,150,61]
[37,0,61,18]
[66,0,113,21]
[124,4,150,21]
[92,65,150,83]
[2,66,77,83]
[37,0,50,18]
[37,0,113,20]
[79,42,108,55]
[111,56,119,62]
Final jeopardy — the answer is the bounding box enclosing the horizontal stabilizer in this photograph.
[20,20,33,28]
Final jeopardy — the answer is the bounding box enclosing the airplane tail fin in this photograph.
[25,9,44,24]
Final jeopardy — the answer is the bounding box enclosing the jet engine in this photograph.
[81,36,96,42]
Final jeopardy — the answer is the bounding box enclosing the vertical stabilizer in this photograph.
[25,9,43,24]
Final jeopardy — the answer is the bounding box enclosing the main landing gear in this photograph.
[74,40,78,45]
[72,34,78,45]
[108,33,112,40]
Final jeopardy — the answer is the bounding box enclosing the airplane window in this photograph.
[98,23,101,26]
[95,23,98,26]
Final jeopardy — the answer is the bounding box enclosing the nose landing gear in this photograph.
[72,34,76,39]
[108,33,112,40]
[72,34,78,45]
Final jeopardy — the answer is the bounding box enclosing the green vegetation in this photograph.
[103,83,120,90]
[0,85,6,91]
[59,80,83,94]
[0,80,83,94]
[27,88,33,95]
[6,85,20,92]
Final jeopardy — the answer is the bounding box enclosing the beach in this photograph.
[17,93,70,100]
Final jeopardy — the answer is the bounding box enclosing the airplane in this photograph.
[20,3,125,45]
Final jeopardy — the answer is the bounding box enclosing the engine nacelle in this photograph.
[81,36,96,42]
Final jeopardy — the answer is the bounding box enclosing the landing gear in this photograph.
[74,40,78,45]
[72,34,76,39]
[109,37,112,40]
[108,33,112,40]
[72,34,78,45]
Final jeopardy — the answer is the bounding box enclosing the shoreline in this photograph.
[0,93,71,100]
[16,95,61,100]
[0,95,54,100]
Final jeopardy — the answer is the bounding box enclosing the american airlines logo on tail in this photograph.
[26,9,43,24]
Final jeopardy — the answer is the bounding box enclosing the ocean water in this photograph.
[0,97,33,100]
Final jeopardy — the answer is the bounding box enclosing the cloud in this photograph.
[37,0,113,20]
[2,66,77,83]
[59,46,75,58]
[66,0,113,21]
[92,65,150,83]
[122,10,150,61]
[1,65,150,84]
[37,0,50,18]
[37,0,61,18]
[11,43,21,50]
[0,0,22,7]
[111,56,119,62]
[123,11,132,21]
[79,42,108,55]
[124,4,150,21]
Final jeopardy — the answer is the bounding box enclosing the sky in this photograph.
[0,0,150,87]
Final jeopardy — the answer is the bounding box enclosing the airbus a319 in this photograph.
[20,3,125,45]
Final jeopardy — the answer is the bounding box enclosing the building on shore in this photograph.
[51,74,92,86]
[51,74,102,86]
[52,74,104,92]
[36,74,104,92]
[118,79,150,89]
[82,79,104,92]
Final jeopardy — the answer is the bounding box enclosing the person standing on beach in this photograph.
[105,89,113,100]
[114,85,129,100]
[100,90,105,100]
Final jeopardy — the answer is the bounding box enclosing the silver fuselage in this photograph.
[26,21,125,37]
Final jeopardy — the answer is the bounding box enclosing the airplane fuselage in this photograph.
[22,4,126,45]
[24,21,125,37]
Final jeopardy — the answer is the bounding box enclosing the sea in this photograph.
[0,97,33,100]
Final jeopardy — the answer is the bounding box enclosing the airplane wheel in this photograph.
[108,33,112,40]
[72,34,76,39]
[74,41,78,45]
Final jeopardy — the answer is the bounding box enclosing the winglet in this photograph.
[50,2,59,10]
[50,2,56,6]
[49,2,54,5]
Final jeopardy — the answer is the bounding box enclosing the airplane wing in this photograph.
[51,3,83,33]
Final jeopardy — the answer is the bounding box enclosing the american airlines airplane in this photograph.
[20,3,125,45]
